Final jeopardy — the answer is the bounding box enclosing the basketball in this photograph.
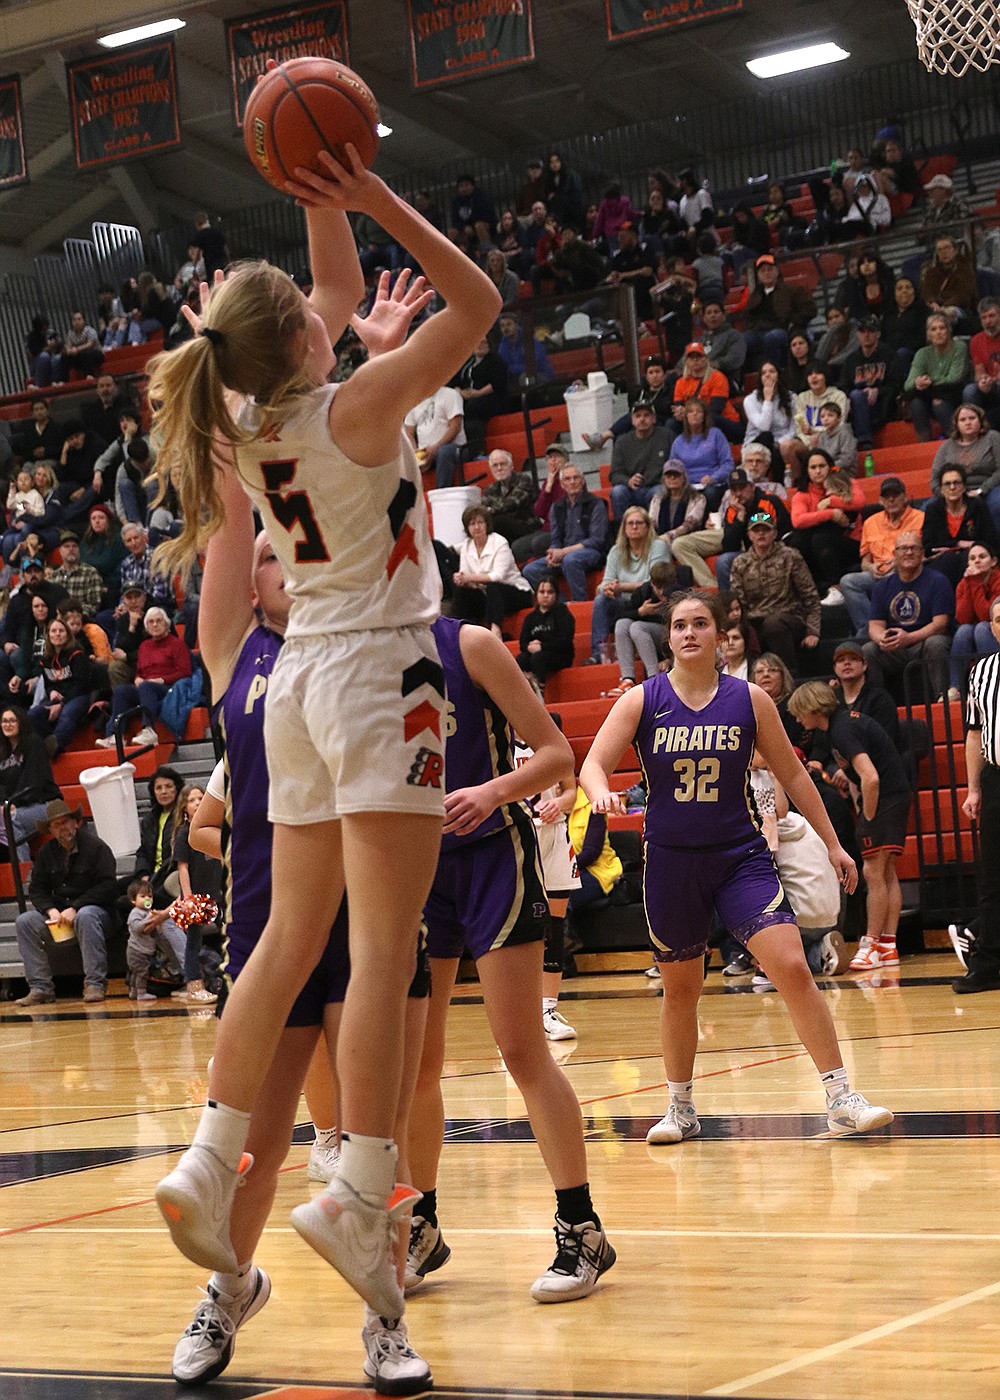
[243,57,380,191]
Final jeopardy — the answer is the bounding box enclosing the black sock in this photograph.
[418,1188,438,1227]
[555,1184,599,1229]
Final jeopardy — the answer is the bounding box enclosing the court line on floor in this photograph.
[702,1277,1000,1396]
[579,1050,811,1107]
[13,1220,997,1243]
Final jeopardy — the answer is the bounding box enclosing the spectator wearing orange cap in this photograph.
[667,342,742,445]
[744,254,818,370]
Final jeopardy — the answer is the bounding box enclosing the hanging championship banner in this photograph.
[0,76,27,190]
[67,42,181,171]
[605,0,743,42]
[227,0,350,127]
[407,0,535,89]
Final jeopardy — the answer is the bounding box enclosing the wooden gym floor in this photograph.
[1,952,998,1400]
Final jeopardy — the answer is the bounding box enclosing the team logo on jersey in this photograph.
[407,745,443,788]
[404,700,441,742]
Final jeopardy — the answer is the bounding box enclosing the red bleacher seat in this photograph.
[873,422,919,448]
[779,257,820,294]
[816,252,845,282]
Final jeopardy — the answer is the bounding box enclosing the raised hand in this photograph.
[351,268,434,357]
[179,269,226,336]
[286,144,383,213]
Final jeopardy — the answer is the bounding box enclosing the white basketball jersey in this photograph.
[234,382,441,639]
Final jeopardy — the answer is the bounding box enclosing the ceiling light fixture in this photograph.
[98,17,186,48]
[746,42,850,79]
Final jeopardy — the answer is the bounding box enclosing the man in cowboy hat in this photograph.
[14,799,117,1006]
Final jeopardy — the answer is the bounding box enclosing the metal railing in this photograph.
[102,705,159,766]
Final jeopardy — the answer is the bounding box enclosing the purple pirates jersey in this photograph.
[213,624,280,925]
[635,671,762,850]
[433,615,528,852]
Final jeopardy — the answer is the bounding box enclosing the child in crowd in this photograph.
[692,233,725,307]
[7,469,45,526]
[126,877,186,1002]
[815,402,859,473]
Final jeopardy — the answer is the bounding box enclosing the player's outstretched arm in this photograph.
[580,687,644,816]
[750,684,858,894]
[442,627,574,839]
[288,147,501,465]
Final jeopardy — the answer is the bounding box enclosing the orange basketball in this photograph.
[243,57,380,191]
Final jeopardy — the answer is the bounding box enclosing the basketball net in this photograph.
[907,0,1000,76]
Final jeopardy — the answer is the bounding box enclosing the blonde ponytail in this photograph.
[148,260,311,579]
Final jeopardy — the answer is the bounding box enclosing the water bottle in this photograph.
[863,452,875,478]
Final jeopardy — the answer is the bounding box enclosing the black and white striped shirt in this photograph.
[967,653,1000,765]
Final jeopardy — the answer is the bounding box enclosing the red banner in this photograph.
[407,0,535,89]
[67,42,181,171]
[226,0,350,127]
[605,0,743,42]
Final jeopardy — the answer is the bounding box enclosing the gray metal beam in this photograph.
[24,184,121,259]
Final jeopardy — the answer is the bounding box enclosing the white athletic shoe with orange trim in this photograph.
[850,937,899,971]
[156,1145,253,1273]
[291,1181,420,1320]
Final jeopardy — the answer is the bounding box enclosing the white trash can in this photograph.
[79,763,141,859]
[564,380,615,452]
[427,485,483,550]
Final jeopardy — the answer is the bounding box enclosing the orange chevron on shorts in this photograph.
[403,700,441,742]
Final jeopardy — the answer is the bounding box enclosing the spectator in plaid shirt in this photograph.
[119,523,172,611]
[50,532,103,615]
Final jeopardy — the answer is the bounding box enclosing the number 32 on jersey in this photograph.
[673,757,720,803]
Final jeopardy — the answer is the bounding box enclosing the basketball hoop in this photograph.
[906,0,1000,77]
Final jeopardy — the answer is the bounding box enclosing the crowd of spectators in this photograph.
[5,139,997,999]
[396,131,1000,711]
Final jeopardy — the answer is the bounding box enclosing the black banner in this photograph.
[67,42,181,172]
[227,0,349,127]
[605,0,743,42]
[0,76,27,190]
[407,0,535,89]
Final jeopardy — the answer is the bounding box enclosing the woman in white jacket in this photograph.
[452,503,532,634]
[742,361,799,474]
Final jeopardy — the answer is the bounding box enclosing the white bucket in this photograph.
[79,763,140,859]
[427,485,483,550]
[564,382,615,452]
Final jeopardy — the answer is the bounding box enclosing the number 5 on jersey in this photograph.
[261,459,330,563]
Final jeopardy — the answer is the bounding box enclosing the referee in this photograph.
[957,594,1000,994]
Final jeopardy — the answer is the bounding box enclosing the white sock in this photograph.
[339,1132,397,1202]
[210,1261,254,1298]
[542,997,557,1013]
[313,1125,337,1145]
[193,1100,251,1171]
[667,1079,695,1109]
[821,1066,849,1107]
[365,1302,400,1329]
